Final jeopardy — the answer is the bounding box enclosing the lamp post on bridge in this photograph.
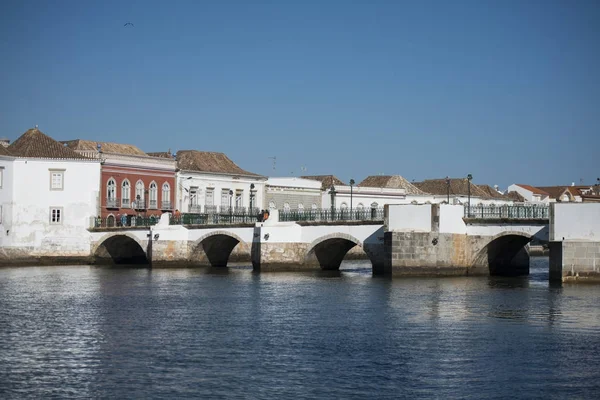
[329,185,337,221]
[445,176,450,204]
[467,174,473,217]
[229,189,233,222]
[249,183,255,214]
[349,179,355,213]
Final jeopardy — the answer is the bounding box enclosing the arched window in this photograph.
[283,202,290,212]
[162,182,171,210]
[371,202,379,208]
[311,203,318,210]
[269,200,276,209]
[121,180,130,208]
[340,202,348,209]
[298,203,304,211]
[149,181,157,209]
[106,214,115,227]
[357,203,364,210]
[107,178,116,208]
[136,180,145,207]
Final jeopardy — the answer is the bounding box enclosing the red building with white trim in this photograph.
[62,140,177,225]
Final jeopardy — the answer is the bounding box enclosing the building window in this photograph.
[269,201,276,209]
[205,188,214,206]
[162,182,171,209]
[121,180,131,207]
[221,189,230,207]
[149,181,158,209]
[49,169,65,191]
[340,202,348,209]
[312,203,317,210]
[50,207,63,224]
[136,180,145,202]
[357,203,364,210]
[283,202,290,212]
[235,190,243,209]
[0,167,4,189]
[107,178,117,208]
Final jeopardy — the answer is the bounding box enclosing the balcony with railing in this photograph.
[148,199,158,210]
[132,199,146,210]
[122,198,131,208]
[106,197,119,209]
[161,201,172,210]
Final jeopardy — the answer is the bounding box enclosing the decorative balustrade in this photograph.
[161,201,172,210]
[278,208,385,222]
[464,204,549,219]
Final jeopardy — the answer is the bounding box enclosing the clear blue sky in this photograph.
[1,0,598,189]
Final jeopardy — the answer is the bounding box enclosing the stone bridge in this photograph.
[90,205,549,277]
[384,204,549,276]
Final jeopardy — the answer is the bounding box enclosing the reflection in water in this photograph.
[1,258,599,399]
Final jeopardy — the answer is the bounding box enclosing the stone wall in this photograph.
[549,241,600,282]
[384,231,530,277]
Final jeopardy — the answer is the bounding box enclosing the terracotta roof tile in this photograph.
[62,139,147,156]
[147,151,175,159]
[505,191,526,202]
[0,145,13,156]
[177,150,261,176]
[514,184,549,196]
[358,175,426,195]
[301,175,345,189]
[9,129,88,159]
[414,178,491,198]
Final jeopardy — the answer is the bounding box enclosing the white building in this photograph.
[0,128,101,261]
[507,184,550,204]
[174,150,266,214]
[302,175,423,211]
[264,177,322,211]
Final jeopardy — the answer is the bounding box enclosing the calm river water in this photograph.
[1,257,599,399]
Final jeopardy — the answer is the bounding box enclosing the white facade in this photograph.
[0,156,101,257]
[177,171,266,214]
[265,177,322,211]
[323,185,407,210]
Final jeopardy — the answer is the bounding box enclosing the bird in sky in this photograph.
[124,22,134,27]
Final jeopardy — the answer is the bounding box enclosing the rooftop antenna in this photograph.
[268,156,276,171]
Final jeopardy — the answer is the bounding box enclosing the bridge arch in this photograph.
[304,233,367,270]
[471,231,533,276]
[190,230,249,267]
[93,232,148,265]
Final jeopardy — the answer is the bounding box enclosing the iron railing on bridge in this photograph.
[278,208,385,222]
[464,204,549,219]
[91,215,160,228]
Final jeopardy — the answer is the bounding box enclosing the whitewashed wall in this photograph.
[386,204,432,232]
[0,157,15,248]
[439,205,467,234]
[551,203,600,241]
[4,158,101,255]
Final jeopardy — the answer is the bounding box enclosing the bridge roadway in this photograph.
[89,205,549,277]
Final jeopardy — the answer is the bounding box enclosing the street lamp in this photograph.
[229,189,233,222]
[329,185,337,221]
[349,179,355,211]
[467,174,473,216]
[249,183,255,213]
[445,176,450,204]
